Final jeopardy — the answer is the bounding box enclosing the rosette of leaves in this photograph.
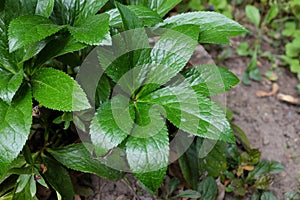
[89,2,246,192]
[0,0,246,198]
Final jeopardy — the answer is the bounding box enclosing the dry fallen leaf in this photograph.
[216,178,225,200]
[256,83,279,97]
[277,93,300,105]
[242,165,255,171]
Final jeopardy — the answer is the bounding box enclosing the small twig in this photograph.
[121,177,141,200]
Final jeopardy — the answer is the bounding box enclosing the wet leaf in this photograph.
[245,5,261,27]
[0,68,23,103]
[127,103,169,191]
[181,64,239,96]
[47,143,124,181]
[157,11,247,44]
[68,14,110,45]
[178,140,201,189]
[198,176,218,200]
[177,190,201,198]
[42,156,74,200]
[149,0,183,17]
[35,0,55,18]
[0,86,32,178]
[31,68,91,111]
[107,5,162,27]
[90,95,134,156]
[8,15,64,52]
[13,175,37,200]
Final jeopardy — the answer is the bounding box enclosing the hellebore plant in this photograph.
[0,0,246,199]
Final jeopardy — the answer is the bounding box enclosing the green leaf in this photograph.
[134,168,167,192]
[100,28,150,84]
[77,0,109,21]
[157,11,247,44]
[31,68,90,111]
[17,41,47,63]
[34,35,87,68]
[245,5,261,27]
[249,68,261,81]
[136,25,199,98]
[251,190,261,200]
[141,86,235,142]
[236,42,252,56]
[228,179,247,196]
[55,36,87,56]
[13,175,37,200]
[129,5,162,25]
[284,191,300,200]
[0,86,32,178]
[126,103,169,191]
[114,3,149,72]
[198,176,218,200]
[0,156,26,184]
[47,143,124,181]
[0,68,23,103]
[244,50,260,84]
[8,15,65,52]
[15,174,31,194]
[168,178,180,195]
[199,141,227,177]
[178,139,201,189]
[261,191,276,200]
[107,5,162,27]
[126,104,169,172]
[116,2,143,29]
[285,38,300,58]
[99,50,132,84]
[246,161,284,181]
[148,0,183,17]
[231,123,251,152]
[29,176,36,198]
[35,0,55,18]
[177,190,201,198]
[181,64,239,96]
[42,156,74,200]
[263,5,278,25]
[4,0,38,23]
[95,74,111,106]
[0,16,20,79]
[90,95,134,156]
[51,0,76,25]
[125,0,147,6]
[1,193,13,200]
[68,13,110,45]
[282,22,296,36]
[242,72,251,85]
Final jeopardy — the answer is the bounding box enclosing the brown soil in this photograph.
[225,46,300,199]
